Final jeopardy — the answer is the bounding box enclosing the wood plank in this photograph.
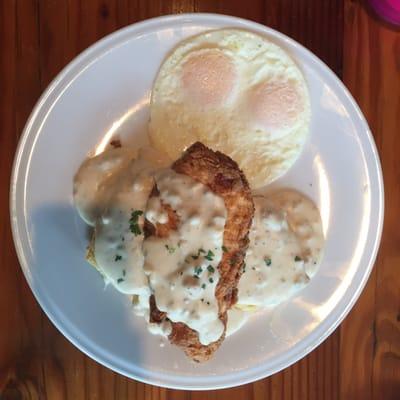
[9,1,398,399]
[127,0,195,22]
[0,1,18,390]
[340,2,400,400]
[0,2,46,400]
[195,0,343,76]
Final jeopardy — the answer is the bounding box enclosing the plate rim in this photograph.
[9,13,384,390]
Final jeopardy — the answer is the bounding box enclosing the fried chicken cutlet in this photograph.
[147,142,254,362]
[85,142,254,362]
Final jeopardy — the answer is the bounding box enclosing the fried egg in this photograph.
[149,29,311,188]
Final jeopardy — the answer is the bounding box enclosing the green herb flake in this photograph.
[194,266,203,275]
[122,269,126,276]
[193,275,200,279]
[129,210,143,236]
[201,284,206,289]
[130,210,143,220]
[209,277,214,283]
[130,224,141,236]
[117,278,124,284]
[222,245,228,252]
[205,250,214,261]
[207,265,215,273]
[115,254,122,262]
[294,255,302,262]
[264,258,272,266]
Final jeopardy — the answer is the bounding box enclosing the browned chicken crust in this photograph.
[149,142,254,362]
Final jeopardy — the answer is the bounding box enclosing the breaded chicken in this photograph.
[148,142,254,362]
[86,142,254,362]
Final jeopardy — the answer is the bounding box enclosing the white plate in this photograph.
[10,14,384,390]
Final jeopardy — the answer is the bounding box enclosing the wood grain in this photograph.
[340,2,400,400]
[0,0,398,399]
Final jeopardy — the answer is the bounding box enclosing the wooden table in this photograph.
[1,1,399,399]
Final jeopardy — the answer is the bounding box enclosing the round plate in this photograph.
[10,14,384,390]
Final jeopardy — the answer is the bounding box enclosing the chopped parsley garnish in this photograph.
[242,263,246,273]
[117,278,124,284]
[207,265,215,273]
[264,258,272,266]
[130,224,141,236]
[193,275,200,279]
[209,277,214,283]
[205,250,214,261]
[294,255,302,262]
[131,209,143,219]
[122,269,126,276]
[129,210,143,236]
[222,245,228,252]
[165,244,175,254]
[194,266,203,275]
[115,254,122,262]
[201,284,206,289]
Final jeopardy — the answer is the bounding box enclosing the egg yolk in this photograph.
[248,79,304,135]
[181,49,237,107]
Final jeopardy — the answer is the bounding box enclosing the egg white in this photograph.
[149,29,311,188]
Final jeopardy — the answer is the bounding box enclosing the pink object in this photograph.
[369,0,400,26]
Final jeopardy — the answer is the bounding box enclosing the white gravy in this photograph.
[132,293,172,337]
[73,147,170,296]
[237,190,324,307]
[143,169,226,346]
[93,158,154,295]
[73,147,136,226]
[74,146,325,343]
